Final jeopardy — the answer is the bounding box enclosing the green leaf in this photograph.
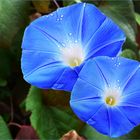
[120,49,137,59]
[135,13,140,25]
[0,116,12,139]
[63,0,81,6]
[99,0,137,50]
[75,0,82,3]
[0,0,30,47]
[63,0,76,6]
[0,78,7,87]
[26,86,80,139]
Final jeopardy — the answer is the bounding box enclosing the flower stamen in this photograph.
[104,88,121,107]
[106,96,116,106]
[61,46,84,67]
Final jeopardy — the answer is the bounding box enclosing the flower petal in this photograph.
[87,106,134,137]
[30,3,86,46]
[71,78,103,101]
[70,98,103,122]
[70,56,140,137]
[86,41,123,60]
[72,55,140,91]
[83,15,126,59]
[22,25,61,53]
[107,107,134,137]
[86,105,109,136]
[22,50,77,91]
[122,66,140,95]
[81,3,106,45]
[52,67,78,91]
[21,50,60,75]
[119,103,140,126]
[78,56,117,88]
[119,75,140,125]
[21,3,87,91]
[90,57,140,89]
[21,3,126,91]
[78,58,107,90]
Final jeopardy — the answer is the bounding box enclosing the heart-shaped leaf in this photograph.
[26,86,81,139]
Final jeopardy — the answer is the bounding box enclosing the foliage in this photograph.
[0,0,140,139]
[135,13,140,25]
[26,86,81,139]
[120,49,137,59]
[99,0,138,51]
[0,116,12,139]
[0,0,30,47]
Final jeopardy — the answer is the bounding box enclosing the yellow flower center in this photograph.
[67,57,83,67]
[104,87,121,107]
[105,96,116,106]
[61,46,84,67]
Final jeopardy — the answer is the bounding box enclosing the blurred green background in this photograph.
[0,0,140,139]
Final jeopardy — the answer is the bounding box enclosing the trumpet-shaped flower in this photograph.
[21,3,125,91]
[70,56,140,137]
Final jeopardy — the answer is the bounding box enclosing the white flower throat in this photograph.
[61,45,85,67]
[103,87,121,107]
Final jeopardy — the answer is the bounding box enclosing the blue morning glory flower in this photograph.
[70,56,140,137]
[21,3,125,91]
